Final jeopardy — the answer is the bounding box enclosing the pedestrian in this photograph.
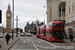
[64,30,67,39]
[5,33,11,45]
[70,32,73,42]
[65,33,67,39]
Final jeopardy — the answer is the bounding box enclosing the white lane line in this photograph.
[39,39,57,47]
[39,41,41,43]
[29,38,38,50]
[23,40,26,43]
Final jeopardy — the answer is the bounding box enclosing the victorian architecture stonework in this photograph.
[47,0,75,38]
[25,22,36,33]
[6,4,12,32]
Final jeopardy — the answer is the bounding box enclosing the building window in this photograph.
[68,18,71,23]
[59,5,61,17]
[59,4,65,17]
[72,16,75,22]
[69,6,70,13]
[62,4,65,16]
[72,4,74,11]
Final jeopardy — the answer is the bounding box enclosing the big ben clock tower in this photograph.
[6,4,12,32]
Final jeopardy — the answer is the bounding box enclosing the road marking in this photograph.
[23,40,26,43]
[39,39,57,47]
[41,47,56,49]
[29,38,38,50]
[39,41,41,43]
[27,39,29,41]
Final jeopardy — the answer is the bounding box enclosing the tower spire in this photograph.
[7,3,11,11]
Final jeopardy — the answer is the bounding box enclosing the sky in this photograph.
[0,0,47,31]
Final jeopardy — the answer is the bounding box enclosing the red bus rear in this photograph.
[37,26,40,38]
[45,21,64,42]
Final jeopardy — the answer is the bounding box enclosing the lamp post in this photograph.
[32,17,38,35]
[15,16,19,37]
[2,20,4,34]
[32,16,38,27]
[44,19,45,24]
[11,0,14,40]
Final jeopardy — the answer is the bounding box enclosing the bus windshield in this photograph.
[51,31,64,40]
[44,26,46,28]
[52,23,64,27]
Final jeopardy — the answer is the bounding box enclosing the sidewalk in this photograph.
[0,36,20,50]
[64,38,75,46]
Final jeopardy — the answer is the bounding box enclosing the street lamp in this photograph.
[15,16,19,37]
[32,16,38,27]
[2,20,4,34]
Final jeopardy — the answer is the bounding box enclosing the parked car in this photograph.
[23,32,26,34]
[27,33,32,37]
[18,32,21,34]
[0,32,4,38]
[20,32,26,36]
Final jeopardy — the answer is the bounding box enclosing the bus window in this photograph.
[52,23,64,27]
[54,28,63,30]
[51,31,64,40]
[44,26,46,28]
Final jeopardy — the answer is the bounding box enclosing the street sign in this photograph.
[28,30,30,32]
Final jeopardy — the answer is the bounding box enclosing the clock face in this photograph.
[7,14,10,16]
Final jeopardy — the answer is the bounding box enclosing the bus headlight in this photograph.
[53,38,54,40]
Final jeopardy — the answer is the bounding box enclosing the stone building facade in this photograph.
[0,26,6,32]
[47,0,75,37]
[25,22,36,33]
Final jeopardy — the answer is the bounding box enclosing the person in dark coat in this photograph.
[5,33,11,45]
[70,33,73,42]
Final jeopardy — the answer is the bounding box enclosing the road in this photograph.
[11,35,75,50]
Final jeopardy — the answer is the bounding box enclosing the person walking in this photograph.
[70,32,73,42]
[5,33,11,45]
[64,30,67,39]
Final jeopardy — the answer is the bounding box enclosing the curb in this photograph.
[7,37,20,50]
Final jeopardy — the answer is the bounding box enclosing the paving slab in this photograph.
[0,36,20,50]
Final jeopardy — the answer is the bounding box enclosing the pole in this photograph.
[12,0,14,40]
[36,17,38,27]
[44,19,45,24]
[15,16,19,37]
[3,20,4,35]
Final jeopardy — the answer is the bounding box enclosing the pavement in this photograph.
[64,38,75,46]
[0,36,20,50]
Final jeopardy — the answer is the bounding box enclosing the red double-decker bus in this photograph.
[42,25,46,39]
[39,25,43,39]
[45,21,64,42]
[37,25,46,39]
[37,26,40,38]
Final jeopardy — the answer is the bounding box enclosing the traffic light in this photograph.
[0,10,2,23]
